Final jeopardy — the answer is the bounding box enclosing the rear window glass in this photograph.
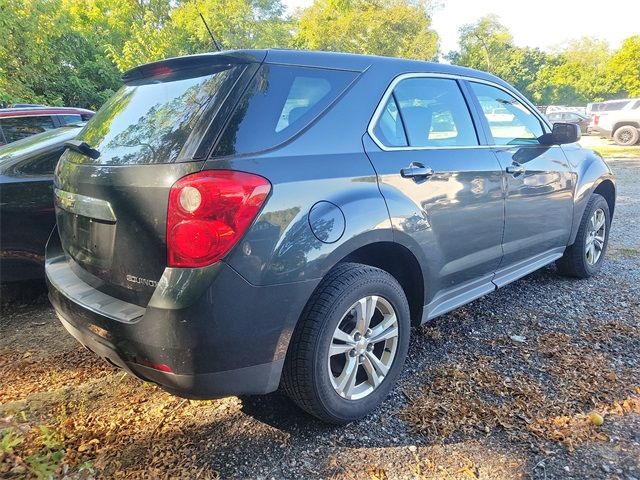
[0,116,55,143]
[70,65,244,165]
[213,65,357,156]
[602,101,629,111]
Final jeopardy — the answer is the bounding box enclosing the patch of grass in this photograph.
[593,146,640,158]
[610,247,640,258]
[0,429,23,454]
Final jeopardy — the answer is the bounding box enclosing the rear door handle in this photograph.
[506,163,525,176]
[400,162,434,180]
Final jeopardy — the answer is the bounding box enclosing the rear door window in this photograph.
[0,116,55,143]
[470,82,544,145]
[213,65,358,156]
[373,77,478,148]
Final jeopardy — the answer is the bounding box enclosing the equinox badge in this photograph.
[126,275,158,288]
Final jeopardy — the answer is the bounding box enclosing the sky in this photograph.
[282,0,639,55]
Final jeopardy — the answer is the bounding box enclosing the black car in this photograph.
[46,50,614,423]
[0,125,83,282]
[547,110,590,134]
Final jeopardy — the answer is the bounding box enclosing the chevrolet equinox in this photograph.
[46,49,616,423]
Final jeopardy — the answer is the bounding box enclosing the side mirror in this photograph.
[551,122,581,144]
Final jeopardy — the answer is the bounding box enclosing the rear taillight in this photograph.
[593,115,599,125]
[167,170,271,268]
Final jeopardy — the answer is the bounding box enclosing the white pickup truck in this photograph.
[591,103,640,146]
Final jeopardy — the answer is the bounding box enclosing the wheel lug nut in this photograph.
[366,344,373,352]
[364,329,372,338]
[349,349,356,357]
[354,332,362,341]
[359,354,365,363]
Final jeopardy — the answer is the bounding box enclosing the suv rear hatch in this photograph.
[53,52,263,306]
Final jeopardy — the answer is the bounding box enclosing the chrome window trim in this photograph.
[367,72,551,152]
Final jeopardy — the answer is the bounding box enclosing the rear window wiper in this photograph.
[64,140,100,159]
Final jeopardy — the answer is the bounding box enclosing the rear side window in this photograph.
[71,65,245,165]
[213,65,357,156]
[59,114,82,125]
[602,100,629,111]
[373,77,478,148]
[0,116,55,143]
[470,82,544,145]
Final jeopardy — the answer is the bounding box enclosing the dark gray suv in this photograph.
[46,49,615,423]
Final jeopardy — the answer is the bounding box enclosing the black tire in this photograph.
[281,262,411,424]
[556,193,610,278]
[613,125,640,146]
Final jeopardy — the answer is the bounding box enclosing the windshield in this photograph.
[69,65,244,165]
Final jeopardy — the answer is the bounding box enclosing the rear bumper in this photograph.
[46,233,319,399]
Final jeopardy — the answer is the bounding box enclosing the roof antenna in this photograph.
[199,12,222,51]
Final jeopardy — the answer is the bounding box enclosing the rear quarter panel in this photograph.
[209,67,394,286]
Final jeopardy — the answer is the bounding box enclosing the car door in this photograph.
[466,81,575,286]
[0,147,61,279]
[364,75,505,320]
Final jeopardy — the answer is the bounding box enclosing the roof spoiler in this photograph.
[121,50,267,85]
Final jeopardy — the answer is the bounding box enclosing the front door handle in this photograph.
[400,162,434,180]
[506,163,525,176]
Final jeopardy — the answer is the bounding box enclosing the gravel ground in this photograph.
[1,157,639,479]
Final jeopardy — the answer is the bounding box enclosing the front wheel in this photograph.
[556,193,610,278]
[613,125,640,146]
[281,263,411,424]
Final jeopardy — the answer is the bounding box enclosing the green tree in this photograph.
[447,15,550,103]
[446,14,512,72]
[293,0,439,60]
[608,35,640,97]
[0,0,292,108]
[0,0,125,108]
[108,0,292,71]
[532,38,615,104]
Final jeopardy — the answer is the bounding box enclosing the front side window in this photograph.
[373,77,478,148]
[470,82,544,145]
[0,116,55,143]
[213,65,358,156]
[14,148,64,176]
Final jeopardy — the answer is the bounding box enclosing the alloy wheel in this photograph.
[328,296,399,400]
[585,208,606,265]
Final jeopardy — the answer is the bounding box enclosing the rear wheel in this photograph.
[613,125,640,146]
[282,263,410,424]
[556,193,610,278]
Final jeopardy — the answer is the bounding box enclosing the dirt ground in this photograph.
[1,153,639,480]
